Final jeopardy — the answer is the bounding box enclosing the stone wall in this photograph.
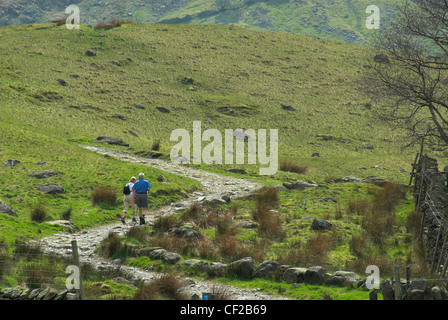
[413,156,448,274]
[0,287,79,300]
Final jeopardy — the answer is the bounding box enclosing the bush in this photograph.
[30,203,48,223]
[151,139,161,151]
[61,206,72,220]
[279,159,308,174]
[99,231,132,260]
[134,273,188,300]
[91,186,117,206]
[95,18,135,30]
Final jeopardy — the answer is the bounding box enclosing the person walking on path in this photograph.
[133,172,151,225]
[121,176,137,224]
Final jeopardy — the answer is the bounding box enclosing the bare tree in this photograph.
[365,0,448,151]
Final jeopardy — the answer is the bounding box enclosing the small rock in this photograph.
[181,77,194,84]
[85,50,96,56]
[27,170,61,179]
[156,106,170,113]
[57,78,67,86]
[157,174,165,182]
[135,103,145,109]
[0,200,17,217]
[281,103,296,111]
[310,218,332,231]
[4,160,20,167]
[311,153,320,157]
[37,183,66,194]
[95,136,129,147]
[224,168,246,174]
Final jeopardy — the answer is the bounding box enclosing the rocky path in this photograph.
[41,145,288,300]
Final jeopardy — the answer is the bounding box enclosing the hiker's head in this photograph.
[130,176,136,183]
[138,173,145,180]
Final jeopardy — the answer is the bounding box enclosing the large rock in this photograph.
[228,257,254,278]
[325,271,360,286]
[95,136,129,147]
[380,279,394,300]
[283,267,307,284]
[254,260,279,278]
[283,180,318,190]
[310,218,332,231]
[37,183,66,194]
[27,170,61,179]
[304,266,326,284]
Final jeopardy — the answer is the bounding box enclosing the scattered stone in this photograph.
[310,218,332,231]
[37,183,66,194]
[85,50,96,56]
[156,106,170,113]
[95,136,129,147]
[237,221,258,229]
[27,170,61,179]
[283,180,318,190]
[362,176,387,187]
[112,114,126,120]
[364,142,374,150]
[373,53,390,64]
[4,160,20,167]
[57,78,67,86]
[181,77,194,84]
[224,168,246,174]
[281,103,296,111]
[0,200,17,216]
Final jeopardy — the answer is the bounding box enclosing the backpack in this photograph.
[123,184,131,195]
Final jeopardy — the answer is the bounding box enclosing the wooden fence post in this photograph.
[394,268,402,300]
[71,240,85,300]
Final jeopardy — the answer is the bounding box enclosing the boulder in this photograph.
[180,259,210,270]
[304,266,326,284]
[228,257,254,278]
[27,170,61,179]
[432,286,443,300]
[310,218,332,231]
[95,136,129,147]
[283,180,318,190]
[37,183,66,194]
[410,289,425,300]
[254,260,279,278]
[283,267,307,284]
[161,251,181,264]
[325,271,360,287]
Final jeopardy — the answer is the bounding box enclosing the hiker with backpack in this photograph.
[133,172,151,225]
[121,176,137,224]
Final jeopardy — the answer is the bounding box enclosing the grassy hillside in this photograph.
[0,21,436,300]
[0,0,402,45]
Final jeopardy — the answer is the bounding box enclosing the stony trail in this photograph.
[41,145,288,300]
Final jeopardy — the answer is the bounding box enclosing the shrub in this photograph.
[61,206,72,220]
[279,159,308,174]
[95,18,136,30]
[134,273,188,300]
[99,231,132,260]
[151,139,161,151]
[30,203,48,223]
[91,186,117,206]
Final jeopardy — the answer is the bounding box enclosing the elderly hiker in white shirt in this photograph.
[121,176,137,224]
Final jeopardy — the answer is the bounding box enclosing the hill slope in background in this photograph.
[0,0,401,45]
